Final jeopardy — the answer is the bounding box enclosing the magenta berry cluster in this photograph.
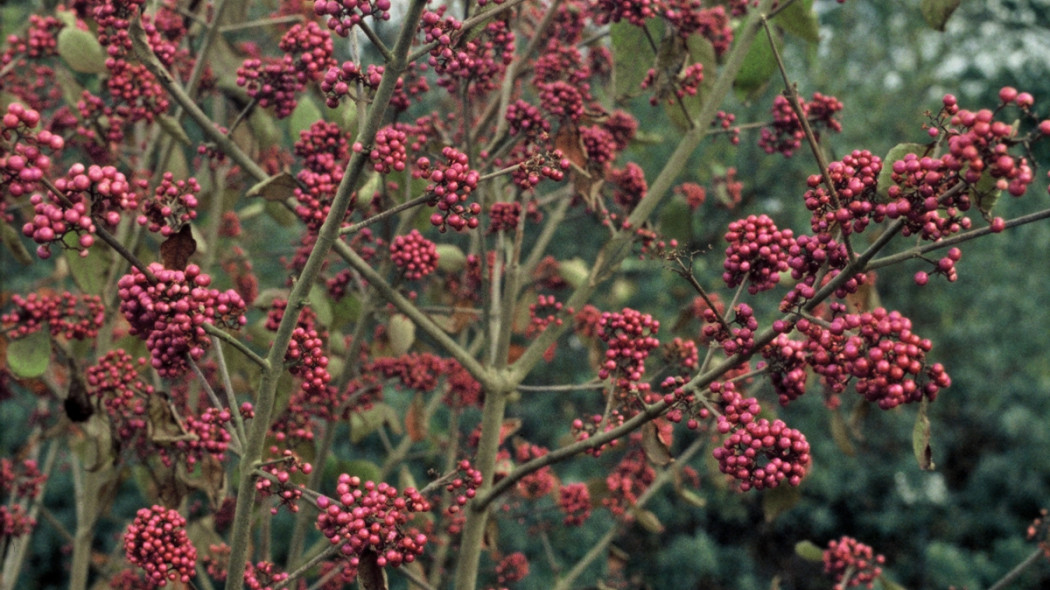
[609,162,648,212]
[0,458,46,540]
[641,62,703,106]
[514,443,556,499]
[137,172,200,236]
[416,147,482,232]
[591,0,657,27]
[603,448,656,516]
[266,300,332,410]
[781,234,864,310]
[795,308,950,410]
[390,229,438,280]
[761,333,809,406]
[488,201,521,233]
[117,263,247,377]
[722,214,796,294]
[803,149,883,235]
[256,450,314,515]
[123,505,197,587]
[370,125,408,173]
[315,476,431,573]
[597,308,660,392]
[1,292,105,340]
[314,0,392,37]
[558,482,592,526]
[495,552,530,585]
[702,303,758,356]
[527,294,567,338]
[439,459,483,533]
[320,61,384,107]
[823,536,886,589]
[759,92,843,157]
[86,350,153,444]
[664,1,733,55]
[1,102,62,202]
[710,381,810,491]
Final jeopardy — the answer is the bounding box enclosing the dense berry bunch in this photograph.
[296,120,349,176]
[416,147,481,232]
[174,408,232,469]
[320,61,384,108]
[123,505,197,587]
[597,308,661,392]
[315,476,431,572]
[370,125,408,173]
[314,0,392,37]
[85,350,153,442]
[514,443,556,499]
[1,292,105,339]
[592,0,658,27]
[710,382,810,491]
[137,172,200,236]
[527,294,566,338]
[676,182,707,209]
[279,21,336,86]
[103,60,169,124]
[390,229,438,280]
[256,450,313,515]
[797,309,949,409]
[664,2,733,55]
[430,16,515,94]
[722,214,796,294]
[609,162,648,212]
[505,100,550,137]
[781,234,864,310]
[823,536,885,589]
[804,150,883,235]
[882,153,973,241]
[759,93,843,157]
[505,145,569,190]
[641,62,704,106]
[558,482,592,526]
[266,300,332,412]
[236,57,303,119]
[117,263,247,377]
[495,552,530,585]
[702,303,758,356]
[761,333,809,405]
[0,458,46,539]
[91,0,146,57]
[1,102,63,203]
[488,201,521,233]
[603,448,656,516]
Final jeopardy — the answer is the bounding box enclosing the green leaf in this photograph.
[763,484,801,522]
[774,0,819,44]
[264,200,297,227]
[387,314,415,355]
[912,396,936,471]
[289,95,322,140]
[63,233,106,295]
[677,487,707,508]
[435,243,466,273]
[157,114,191,147]
[349,403,397,444]
[878,574,908,590]
[558,257,590,289]
[971,168,1002,217]
[631,506,665,533]
[246,172,298,202]
[876,143,926,201]
[659,199,693,244]
[57,27,107,74]
[1,218,32,265]
[8,328,51,378]
[794,540,825,562]
[340,459,382,484]
[920,0,962,32]
[307,283,334,328]
[611,20,660,99]
[734,30,777,100]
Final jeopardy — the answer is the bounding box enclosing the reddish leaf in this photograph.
[641,422,673,467]
[160,223,196,270]
[357,549,388,590]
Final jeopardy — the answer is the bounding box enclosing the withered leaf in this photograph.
[160,223,196,270]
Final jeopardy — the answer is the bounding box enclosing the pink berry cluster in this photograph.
[495,552,530,585]
[676,182,707,210]
[759,92,843,157]
[117,263,247,377]
[883,152,974,241]
[440,459,484,533]
[761,333,809,406]
[1,102,63,204]
[558,482,592,526]
[320,61,385,108]
[256,450,314,515]
[123,505,197,587]
[0,458,46,540]
[173,407,232,469]
[609,162,648,212]
[702,303,758,356]
[641,62,704,106]
[369,125,408,173]
[1,292,105,340]
[315,475,431,573]
[722,214,796,294]
[503,143,569,190]
[488,201,521,233]
[85,350,153,444]
[603,448,656,516]
[314,0,392,37]
[597,308,660,392]
[710,381,810,491]
[591,0,657,27]
[416,147,482,232]
[390,229,438,280]
[137,172,200,236]
[505,100,550,138]
[279,21,337,85]
[664,1,733,55]
[202,544,290,590]
[514,443,556,499]
[914,246,962,286]
[527,294,567,338]
[25,162,141,259]
[794,308,950,410]
[90,0,146,57]
[266,300,332,413]
[713,110,741,144]
[236,57,302,119]
[781,234,865,310]
[822,536,885,589]
[803,150,883,235]
[423,10,515,95]
[941,91,1035,197]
